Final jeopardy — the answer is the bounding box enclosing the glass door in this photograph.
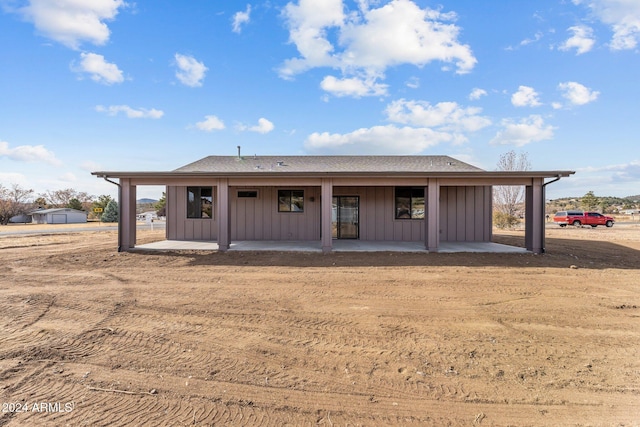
[332,196,359,239]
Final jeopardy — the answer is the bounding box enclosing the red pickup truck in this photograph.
[553,211,614,227]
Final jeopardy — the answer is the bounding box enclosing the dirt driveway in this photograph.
[0,226,639,426]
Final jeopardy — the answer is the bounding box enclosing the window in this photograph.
[187,187,213,218]
[278,190,304,212]
[237,190,258,198]
[395,187,425,219]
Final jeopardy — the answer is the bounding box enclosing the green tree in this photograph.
[581,191,600,211]
[155,192,166,217]
[67,198,83,210]
[101,200,119,223]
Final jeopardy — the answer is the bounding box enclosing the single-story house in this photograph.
[30,208,88,224]
[92,154,574,254]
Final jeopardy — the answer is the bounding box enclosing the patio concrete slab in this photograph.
[134,240,529,253]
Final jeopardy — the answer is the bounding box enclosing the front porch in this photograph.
[132,239,529,253]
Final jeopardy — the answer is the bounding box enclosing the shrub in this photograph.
[494,212,520,229]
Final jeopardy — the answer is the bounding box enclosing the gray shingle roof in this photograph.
[174,155,484,173]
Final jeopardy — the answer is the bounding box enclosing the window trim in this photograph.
[278,189,304,213]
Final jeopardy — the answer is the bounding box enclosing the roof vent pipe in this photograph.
[237,146,241,159]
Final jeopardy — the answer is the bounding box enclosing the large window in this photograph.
[395,187,425,219]
[278,190,304,212]
[187,187,213,218]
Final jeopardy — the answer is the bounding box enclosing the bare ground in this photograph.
[0,225,639,426]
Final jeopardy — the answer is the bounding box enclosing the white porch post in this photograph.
[321,178,333,254]
[119,178,137,251]
[217,178,230,251]
[426,178,440,252]
[525,178,545,254]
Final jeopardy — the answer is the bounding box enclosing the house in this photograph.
[30,208,87,224]
[92,154,574,254]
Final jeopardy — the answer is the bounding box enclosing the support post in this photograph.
[217,179,230,251]
[525,178,545,254]
[119,178,137,251]
[321,178,333,254]
[426,178,440,252]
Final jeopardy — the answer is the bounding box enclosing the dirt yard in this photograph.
[0,225,638,426]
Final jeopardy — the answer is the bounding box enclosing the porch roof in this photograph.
[92,155,574,181]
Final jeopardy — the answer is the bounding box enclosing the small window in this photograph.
[187,187,213,219]
[395,187,425,219]
[278,190,304,212]
[238,190,258,198]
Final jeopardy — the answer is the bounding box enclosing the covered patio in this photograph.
[132,239,528,253]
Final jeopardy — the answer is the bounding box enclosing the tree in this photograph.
[0,183,34,225]
[493,150,531,218]
[67,198,83,211]
[581,191,600,211]
[33,197,47,209]
[101,200,119,223]
[41,188,93,208]
[155,192,166,217]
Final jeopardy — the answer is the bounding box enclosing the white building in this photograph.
[30,208,87,224]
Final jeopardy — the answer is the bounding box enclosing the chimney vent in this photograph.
[237,146,241,159]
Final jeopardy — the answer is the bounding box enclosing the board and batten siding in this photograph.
[166,186,218,241]
[167,184,492,243]
[231,186,321,240]
[334,187,424,242]
[439,186,492,242]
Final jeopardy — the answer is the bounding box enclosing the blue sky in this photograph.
[1,0,639,200]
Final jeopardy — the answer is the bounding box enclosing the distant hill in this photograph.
[137,198,158,204]
[625,195,640,201]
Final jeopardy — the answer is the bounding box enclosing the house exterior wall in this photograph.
[167,184,492,243]
[231,186,321,240]
[334,186,424,242]
[440,186,492,242]
[166,186,218,241]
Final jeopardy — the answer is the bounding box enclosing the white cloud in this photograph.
[80,160,102,171]
[385,99,491,133]
[58,172,76,182]
[558,81,600,105]
[194,115,225,132]
[490,115,556,147]
[320,75,388,97]
[0,140,61,166]
[511,85,542,107]
[574,0,640,50]
[280,0,476,97]
[95,105,164,119]
[14,0,127,49]
[559,25,595,54]
[469,88,487,100]
[304,125,453,154]
[405,76,420,89]
[520,31,543,46]
[72,52,124,84]
[232,4,251,33]
[174,53,208,87]
[0,172,27,185]
[237,118,275,134]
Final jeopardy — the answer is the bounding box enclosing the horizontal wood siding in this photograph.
[231,186,320,240]
[440,186,491,242]
[167,186,218,241]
